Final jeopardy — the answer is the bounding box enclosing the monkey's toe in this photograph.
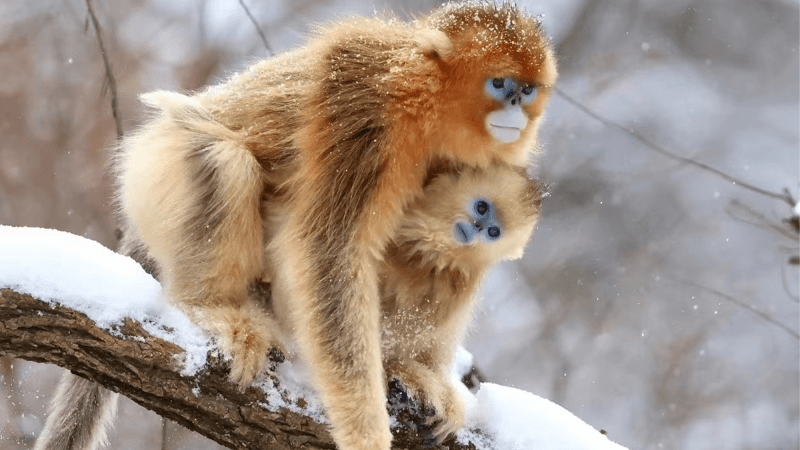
[227,346,267,386]
[203,304,283,386]
[387,375,465,444]
[431,416,461,443]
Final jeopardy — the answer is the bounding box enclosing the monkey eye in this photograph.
[520,84,538,103]
[485,78,508,101]
[474,200,489,216]
[486,226,501,239]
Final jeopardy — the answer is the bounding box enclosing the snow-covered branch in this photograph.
[0,226,627,450]
[0,288,479,450]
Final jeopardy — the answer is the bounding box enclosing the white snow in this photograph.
[451,344,627,450]
[452,344,475,379]
[0,225,209,375]
[460,383,628,450]
[254,358,329,424]
[0,226,628,449]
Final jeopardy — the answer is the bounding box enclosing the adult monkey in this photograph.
[35,3,556,450]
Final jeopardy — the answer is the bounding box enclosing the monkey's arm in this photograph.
[262,31,439,450]
[271,133,406,450]
[383,283,477,442]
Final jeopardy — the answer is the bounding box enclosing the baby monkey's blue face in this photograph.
[453,197,502,244]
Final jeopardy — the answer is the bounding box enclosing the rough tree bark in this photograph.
[0,288,484,450]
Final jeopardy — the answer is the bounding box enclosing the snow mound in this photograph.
[460,383,628,450]
[0,225,209,374]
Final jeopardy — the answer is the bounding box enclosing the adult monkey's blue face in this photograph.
[483,77,539,144]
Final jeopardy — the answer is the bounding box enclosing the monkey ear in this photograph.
[413,29,453,60]
[139,91,202,115]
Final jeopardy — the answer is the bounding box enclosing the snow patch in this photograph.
[460,383,628,450]
[452,344,475,378]
[255,358,328,424]
[0,225,209,375]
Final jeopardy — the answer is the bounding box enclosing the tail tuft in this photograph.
[34,373,119,450]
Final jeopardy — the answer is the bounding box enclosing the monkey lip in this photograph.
[488,124,522,143]
[490,124,521,131]
[455,223,470,244]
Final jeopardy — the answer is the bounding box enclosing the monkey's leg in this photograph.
[271,238,391,450]
[34,372,119,450]
[117,91,277,385]
[167,131,275,385]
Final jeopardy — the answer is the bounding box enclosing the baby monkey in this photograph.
[264,164,543,440]
[378,164,543,440]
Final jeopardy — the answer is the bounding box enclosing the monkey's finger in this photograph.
[227,350,267,387]
[431,418,458,443]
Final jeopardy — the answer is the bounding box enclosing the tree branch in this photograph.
[671,279,800,340]
[0,288,480,450]
[554,87,795,207]
[237,0,275,56]
[85,0,123,140]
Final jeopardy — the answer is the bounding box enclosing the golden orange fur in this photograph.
[36,4,556,450]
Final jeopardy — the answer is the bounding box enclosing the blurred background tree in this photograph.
[0,1,797,449]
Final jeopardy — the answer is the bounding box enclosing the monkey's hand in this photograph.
[199,302,284,385]
[385,360,466,443]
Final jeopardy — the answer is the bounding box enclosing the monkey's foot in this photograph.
[386,363,465,443]
[200,303,284,386]
[324,376,393,450]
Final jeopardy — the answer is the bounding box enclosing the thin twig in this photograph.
[676,278,799,340]
[727,199,799,241]
[237,0,274,56]
[554,87,794,207]
[781,264,800,302]
[85,0,123,140]
[160,417,169,450]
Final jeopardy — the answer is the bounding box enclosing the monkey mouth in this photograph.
[485,106,528,144]
[454,223,470,244]
[490,124,521,131]
[488,124,522,143]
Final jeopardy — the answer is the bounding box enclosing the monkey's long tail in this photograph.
[33,372,119,450]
